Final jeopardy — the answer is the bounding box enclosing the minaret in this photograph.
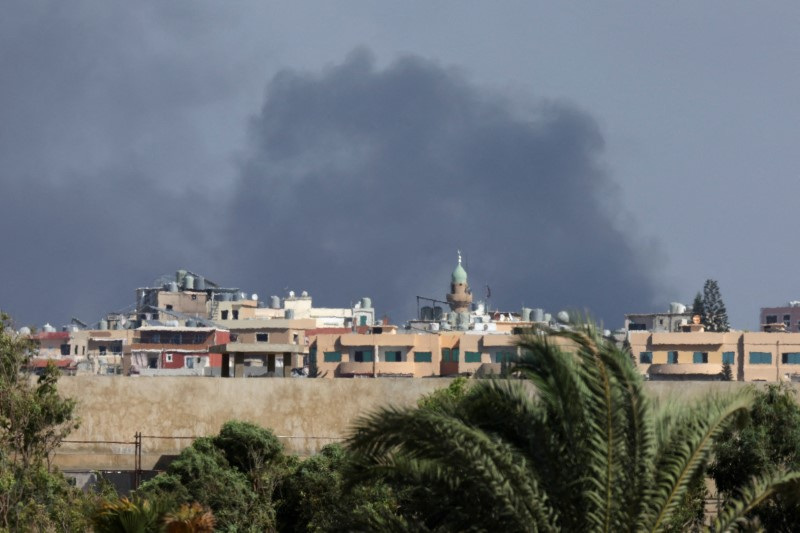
[446,250,472,314]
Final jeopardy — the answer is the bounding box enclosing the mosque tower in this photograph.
[446,250,473,314]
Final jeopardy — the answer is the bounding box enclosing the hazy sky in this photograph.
[2,2,799,330]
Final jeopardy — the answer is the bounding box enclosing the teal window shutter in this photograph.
[693,352,708,364]
[749,352,771,364]
[722,352,734,364]
[442,348,451,362]
[414,351,432,363]
[639,351,653,364]
[782,352,800,364]
[667,351,678,364]
[323,351,342,363]
[465,351,481,363]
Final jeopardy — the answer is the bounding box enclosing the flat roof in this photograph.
[209,342,306,354]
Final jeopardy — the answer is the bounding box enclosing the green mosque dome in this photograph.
[452,252,468,284]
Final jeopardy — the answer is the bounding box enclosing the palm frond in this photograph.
[643,393,752,532]
[711,470,800,532]
[348,405,558,531]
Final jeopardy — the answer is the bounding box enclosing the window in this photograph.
[766,315,777,324]
[667,351,678,364]
[441,348,452,362]
[151,333,161,344]
[98,345,107,355]
[693,352,708,364]
[354,350,373,362]
[414,351,432,363]
[74,345,78,355]
[293,333,299,344]
[186,357,195,369]
[60,344,70,356]
[749,352,772,365]
[360,315,367,326]
[783,353,800,365]
[191,294,197,300]
[166,304,173,310]
[785,315,792,328]
[465,351,481,363]
[639,351,653,364]
[309,348,317,364]
[323,351,342,363]
[385,351,402,362]
[256,333,269,343]
[165,354,173,363]
[628,323,647,331]
[494,351,515,364]
[722,352,735,365]
[221,310,229,320]
[82,346,85,355]
[232,310,239,320]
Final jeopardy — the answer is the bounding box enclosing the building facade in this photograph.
[630,330,800,382]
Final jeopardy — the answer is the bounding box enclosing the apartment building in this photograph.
[630,330,800,382]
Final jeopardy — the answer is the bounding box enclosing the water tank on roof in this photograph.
[99,320,108,331]
[433,306,443,320]
[669,302,686,314]
[270,296,280,309]
[791,301,800,308]
[166,320,179,327]
[361,297,372,309]
[421,306,433,321]
[195,276,206,291]
[222,293,232,302]
[532,308,544,322]
[285,309,295,319]
[183,274,195,290]
[18,326,31,336]
[288,290,295,299]
[301,290,308,297]
[42,323,55,332]
[557,311,570,324]
[522,307,532,321]
[167,281,178,293]
[232,292,241,302]
[251,293,258,301]
[186,319,197,328]
[544,313,552,323]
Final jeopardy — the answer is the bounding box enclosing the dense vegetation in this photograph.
[3,311,800,531]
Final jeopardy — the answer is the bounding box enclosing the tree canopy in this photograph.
[701,279,730,332]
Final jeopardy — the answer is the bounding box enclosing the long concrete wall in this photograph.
[52,377,756,471]
[53,376,451,470]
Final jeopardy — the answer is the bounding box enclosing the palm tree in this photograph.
[347,322,800,531]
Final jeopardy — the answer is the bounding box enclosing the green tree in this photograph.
[0,312,87,531]
[691,292,705,322]
[721,362,733,381]
[702,279,730,332]
[137,420,289,531]
[709,384,800,531]
[276,443,397,532]
[346,322,800,531]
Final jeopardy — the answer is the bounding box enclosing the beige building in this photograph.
[630,330,800,382]
[311,329,544,378]
[211,318,316,377]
